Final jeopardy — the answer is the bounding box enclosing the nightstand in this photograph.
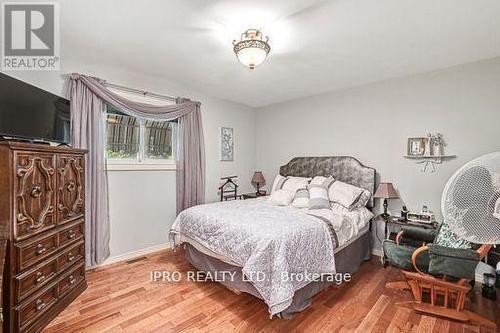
[241,192,267,200]
[377,215,438,241]
[376,214,438,266]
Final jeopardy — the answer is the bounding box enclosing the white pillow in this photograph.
[328,181,365,209]
[271,174,288,193]
[291,188,310,208]
[281,176,311,194]
[268,189,295,206]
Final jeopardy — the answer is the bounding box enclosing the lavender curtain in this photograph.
[69,73,206,265]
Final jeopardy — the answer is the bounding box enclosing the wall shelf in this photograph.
[404,155,456,172]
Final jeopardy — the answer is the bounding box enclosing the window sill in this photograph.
[106,163,177,171]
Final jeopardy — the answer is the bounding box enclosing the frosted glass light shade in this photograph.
[236,47,267,69]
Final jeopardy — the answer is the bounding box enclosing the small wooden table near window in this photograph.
[241,192,268,200]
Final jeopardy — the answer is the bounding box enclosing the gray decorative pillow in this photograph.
[435,223,472,249]
[292,188,310,208]
[308,184,330,209]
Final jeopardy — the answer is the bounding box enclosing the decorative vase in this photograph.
[425,134,433,156]
[432,143,443,156]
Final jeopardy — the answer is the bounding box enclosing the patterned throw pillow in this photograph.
[292,188,310,208]
[328,181,365,210]
[353,189,372,209]
[435,223,472,249]
[308,184,330,209]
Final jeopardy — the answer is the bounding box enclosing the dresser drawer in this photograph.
[58,261,85,298]
[15,283,58,331]
[57,241,84,272]
[58,219,84,249]
[15,257,58,302]
[16,231,58,272]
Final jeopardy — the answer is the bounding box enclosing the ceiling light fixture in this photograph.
[233,29,270,69]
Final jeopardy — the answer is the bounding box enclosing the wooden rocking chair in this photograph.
[384,227,496,329]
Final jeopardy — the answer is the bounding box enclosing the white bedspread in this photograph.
[170,198,371,316]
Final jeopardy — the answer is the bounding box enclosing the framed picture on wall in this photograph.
[221,127,234,161]
[407,137,426,156]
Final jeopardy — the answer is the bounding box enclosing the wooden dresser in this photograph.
[0,142,87,333]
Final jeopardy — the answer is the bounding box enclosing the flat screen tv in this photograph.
[0,73,71,144]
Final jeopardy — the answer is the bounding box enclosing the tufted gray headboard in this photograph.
[279,156,376,208]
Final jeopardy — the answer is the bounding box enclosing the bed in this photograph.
[170,156,376,318]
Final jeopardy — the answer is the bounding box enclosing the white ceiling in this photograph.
[61,0,500,107]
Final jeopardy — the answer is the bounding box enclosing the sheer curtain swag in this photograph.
[69,73,206,265]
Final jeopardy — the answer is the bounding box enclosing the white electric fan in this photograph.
[441,152,500,245]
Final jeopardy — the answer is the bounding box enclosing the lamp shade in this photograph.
[251,171,266,185]
[374,183,399,199]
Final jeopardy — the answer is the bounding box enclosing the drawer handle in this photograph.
[69,275,77,285]
[35,299,46,312]
[36,244,46,255]
[67,253,75,262]
[68,230,76,239]
[35,272,46,283]
[67,181,76,192]
[30,186,42,198]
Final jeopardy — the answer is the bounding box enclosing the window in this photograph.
[106,105,176,164]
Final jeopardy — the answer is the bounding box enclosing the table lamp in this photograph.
[374,182,399,217]
[251,171,266,195]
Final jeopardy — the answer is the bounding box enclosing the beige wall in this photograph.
[256,58,500,251]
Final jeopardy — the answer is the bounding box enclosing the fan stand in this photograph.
[386,242,496,329]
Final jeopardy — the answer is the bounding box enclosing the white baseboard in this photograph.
[87,242,172,270]
[87,243,383,270]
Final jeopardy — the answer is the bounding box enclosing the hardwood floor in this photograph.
[44,248,499,333]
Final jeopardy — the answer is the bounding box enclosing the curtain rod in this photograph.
[105,82,178,102]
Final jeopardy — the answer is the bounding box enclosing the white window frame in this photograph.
[105,89,177,171]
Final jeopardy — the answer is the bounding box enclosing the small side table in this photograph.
[241,192,268,200]
[376,214,438,266]
[379,215,438,240]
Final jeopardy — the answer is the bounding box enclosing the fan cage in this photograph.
[441,152,500,245]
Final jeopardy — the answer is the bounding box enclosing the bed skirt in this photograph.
[183,231,371,318]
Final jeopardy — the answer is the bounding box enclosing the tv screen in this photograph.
[0,73,71,144]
